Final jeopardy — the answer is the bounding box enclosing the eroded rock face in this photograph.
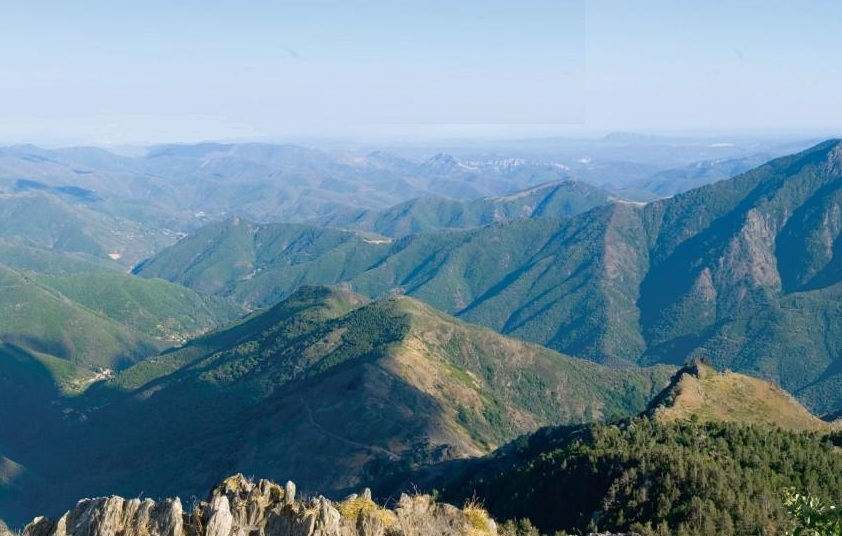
[23,496,183,536]
[23,475,496,536]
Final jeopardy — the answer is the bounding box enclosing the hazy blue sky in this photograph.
[0,0,840,144]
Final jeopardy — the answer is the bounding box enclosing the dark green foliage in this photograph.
[36,273,242,342]
[784,490,842,535]
[132,218,391,305]
[103,285,372,391]
[0,263,158,370]
[445,419,842,536]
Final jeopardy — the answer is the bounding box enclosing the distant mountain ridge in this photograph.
[0,192,175,267]
[0,143,575,228]
[0,136,816,239]
[1,135,837,532]
[311,179,617,237]
[134,139,842,415]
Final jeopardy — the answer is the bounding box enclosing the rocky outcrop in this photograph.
[23,496,183,536]
[22,475,496,536]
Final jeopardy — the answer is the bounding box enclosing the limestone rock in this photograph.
[284,481,296,506]
[22,474,497,536]
[22,516,55,536]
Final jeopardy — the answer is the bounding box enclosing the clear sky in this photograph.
[0,0,840,145]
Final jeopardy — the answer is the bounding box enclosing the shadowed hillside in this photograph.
[5,287,671,526]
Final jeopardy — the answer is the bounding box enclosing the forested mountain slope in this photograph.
[134,140,842,414]
[3,287,670,526]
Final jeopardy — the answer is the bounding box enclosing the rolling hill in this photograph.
[0,262,241,374]
[35,273,243,344]
[0,263,156,371]
[0,192,177,267]
[131,218,392,306]
[0,264,242,488]
[0,241,119,275]
[311,179,618,237]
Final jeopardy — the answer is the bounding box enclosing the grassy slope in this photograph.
[647,361,835,432]
[0,241,118,275]
[0,264,157,370]
[426,366,842,535]
[388,297,673,447]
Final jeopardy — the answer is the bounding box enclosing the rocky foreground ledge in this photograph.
[18,474,498,536]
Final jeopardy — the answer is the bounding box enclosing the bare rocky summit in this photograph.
[20,475,496,536]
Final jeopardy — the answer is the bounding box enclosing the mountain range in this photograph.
[133,139,842,415]
[0,135,814,236]
[310,179,619,238]
[2,136,842,533]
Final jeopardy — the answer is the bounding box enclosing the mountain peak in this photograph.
[422,153,473,173]
[780,138,842,174]
[824,138,842,169]
[646,359,834,432]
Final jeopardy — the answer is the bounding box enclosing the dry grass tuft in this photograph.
[337,496,397,527]
[653,364,832,433]
[462,499,494,535]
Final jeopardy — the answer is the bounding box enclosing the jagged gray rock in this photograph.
[23,475,496,536]
[284,481,296,507]
[23,496,183,536]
